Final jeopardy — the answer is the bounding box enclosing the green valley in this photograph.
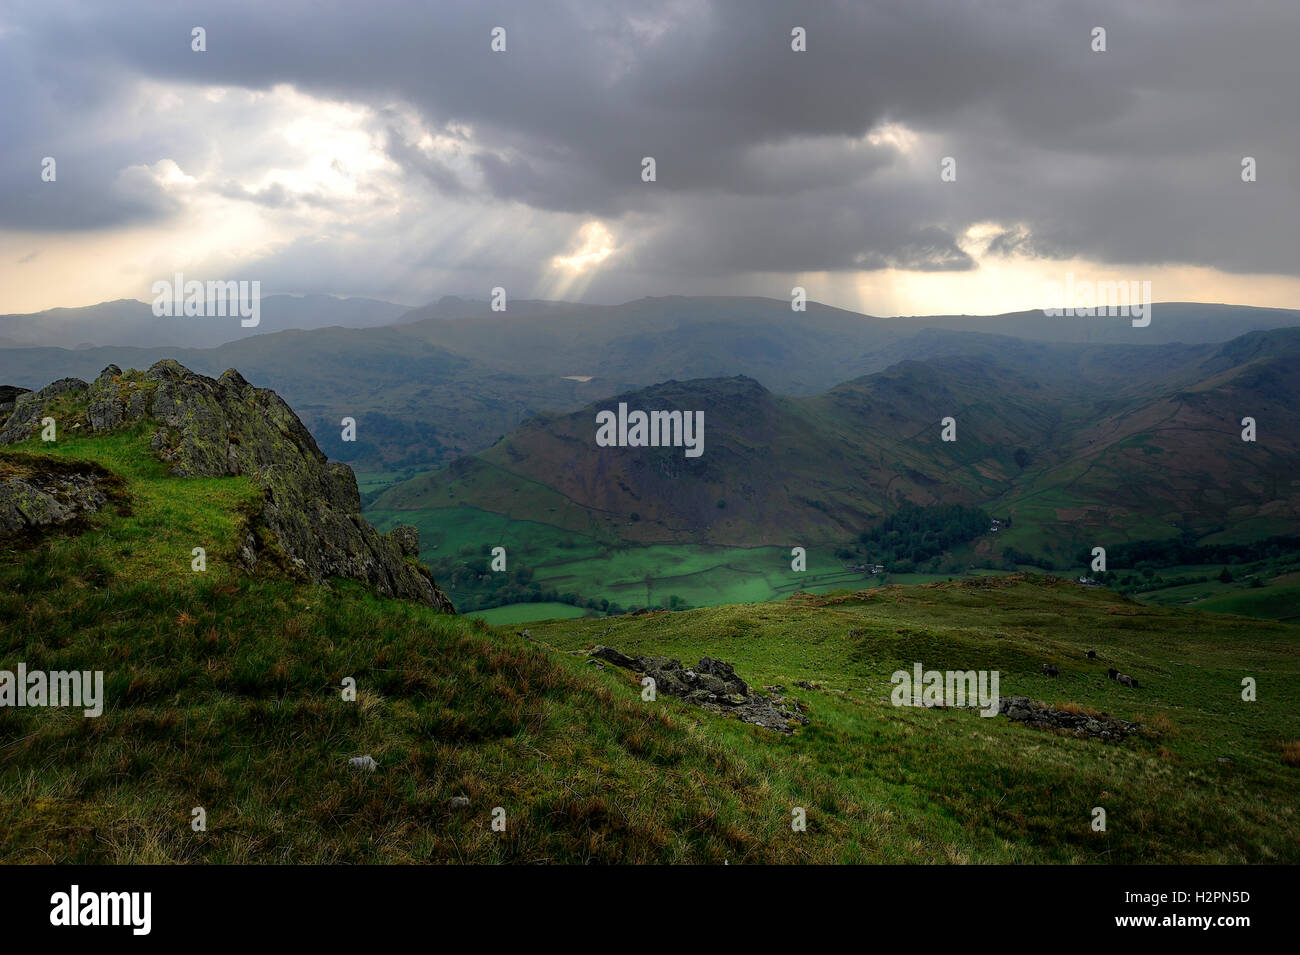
[367,328,1300,623]
[4,412,1297,863]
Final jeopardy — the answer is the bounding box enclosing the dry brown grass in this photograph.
[1137,712,1177,737]
[1056,701,1104,718]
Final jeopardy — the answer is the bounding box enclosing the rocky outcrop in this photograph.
[0,385,32,421]
[0,361,453,611]
[998,696,1142,741]
[0,457,120,537]
[589,646,809,734]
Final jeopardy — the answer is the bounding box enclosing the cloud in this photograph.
[0,0,1296,312]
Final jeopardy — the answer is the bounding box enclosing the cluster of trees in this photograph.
[1078,532,1300,569]
[840,504,990,571]
[999,546,1056,571]
[1093,563,1271,595]
[316,412,446,472]
[428,555,623,613]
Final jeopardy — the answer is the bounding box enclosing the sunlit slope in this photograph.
[377,330,1300,557]
[375,367,1056,546]
[0,429,813,863]
[528,575,1300,863]
[999,333,1300,559]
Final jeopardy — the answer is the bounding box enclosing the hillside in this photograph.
[375,364,1060,548]
[393,297,1300,390]
[0,295,413,349]
[374,328,1300,554]
[526,576,1300,863]
[2,298,1296,472]
[1002,328,1300,554]
[1,361,453,609]
[0,364,808,862]
[2,362,1296,863]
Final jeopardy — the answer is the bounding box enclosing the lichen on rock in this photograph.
[0,466,112,535]
[0,361,455,612]
[589,645,809,733]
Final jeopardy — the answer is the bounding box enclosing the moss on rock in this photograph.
[0,361,454,612]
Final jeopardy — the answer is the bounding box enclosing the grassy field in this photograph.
[368,500,1300,626]
[1180,586,1300,622]
[367,503,607,567]
[1103,558,1300,622]
[534,543,864,608]
[7,427,1297,863]
[366,503,872,611]
[0,430,823,863]
[2,425,263,585]
[529,577,1300,863]
[466,602,591,625]
[355,469,420,500]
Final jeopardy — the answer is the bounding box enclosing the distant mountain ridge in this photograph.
[0,294,415,349]
[1,296,1298,471]
[375,326,1300,560]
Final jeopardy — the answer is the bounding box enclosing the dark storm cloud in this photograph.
[0,40,184,230]
[1,0,1297,284]
[383,127,470,199]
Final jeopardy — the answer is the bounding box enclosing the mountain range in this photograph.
[1,297,1298,473]
[0,294,414,349]
[373,326,1300,564]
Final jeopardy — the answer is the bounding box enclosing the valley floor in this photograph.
[367,503,1300,624]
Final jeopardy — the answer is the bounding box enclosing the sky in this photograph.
[2,0,1298,317]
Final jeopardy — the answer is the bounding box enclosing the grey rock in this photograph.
[590,645,638,669]
[0,377,89,444]
[998,695,1143,741]
[593,647,809,734]
[0,385,32,423]
[0,465,113,536]
[1,361,455,611]
[388,524,420,558]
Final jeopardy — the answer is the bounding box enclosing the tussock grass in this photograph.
[531,575,1300,863]
[4,426,1297,863]
[1281,741,1300,767]
[0,430,804,863]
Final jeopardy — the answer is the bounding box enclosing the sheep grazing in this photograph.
[1107,668,1119,680]
[1117,673,1140,688]
[1041,663,1059,677]
[1085,650,1097,659]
